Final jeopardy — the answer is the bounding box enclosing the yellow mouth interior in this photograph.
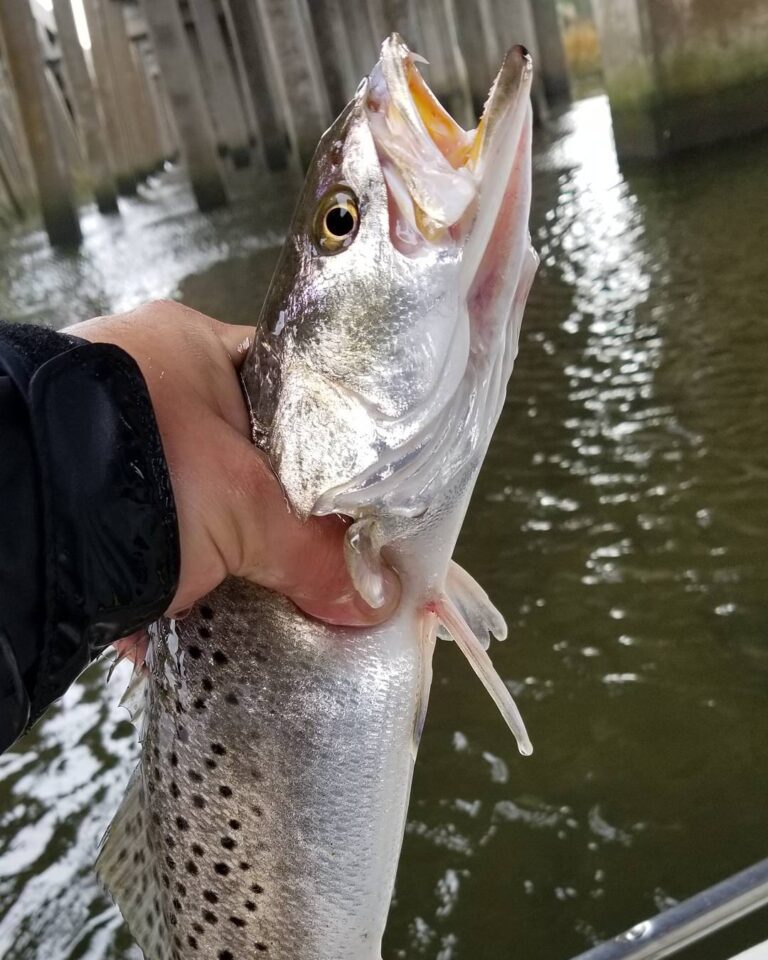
[404,58,490,172]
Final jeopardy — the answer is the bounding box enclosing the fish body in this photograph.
[99,36,538,960]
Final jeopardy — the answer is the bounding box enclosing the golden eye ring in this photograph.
[314,188,360,253]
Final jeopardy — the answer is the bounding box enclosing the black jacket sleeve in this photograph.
[0,322,180,752]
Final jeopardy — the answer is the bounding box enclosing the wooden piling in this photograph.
[140,0,227,211]
[82,0,138,194]
[341,0,379,80]
[306,0,358,113]
[52,0,118,213]
[221,0,287,171]
[252,0,331,171]
[100,0,157,179]
[187,0,251,168]
[0,0,81,246]
[528,0,572,104]
[377,0,424,48]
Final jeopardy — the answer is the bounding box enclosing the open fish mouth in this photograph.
[365,35,535,292]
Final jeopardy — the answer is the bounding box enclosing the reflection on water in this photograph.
[1,96,767,960]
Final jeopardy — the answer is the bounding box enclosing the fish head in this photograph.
[243,35,538,572]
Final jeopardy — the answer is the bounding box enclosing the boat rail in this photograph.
[570,858,768,960]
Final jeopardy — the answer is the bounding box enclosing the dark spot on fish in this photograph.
[170,781,180,799]
[225,692,238,705]
[203,909,218,924]
[165,856,176,871]
[211,743,226,756]
[152,811,161,825]
[252,805,263,817]
[117,848,127,862]
[169,913,178,927]
[245,900,256,911]
[214,862,230,876]
[172,898,182,911]
[162,873,170,888]
[176,816,189,831]
[193,697,207,710]
[250,883,263,894]
[178,726,189,743]
[165,835,176,849]
[176,881,187,897]
[229,819,240,831]
[153,746,160,760]
[188,644,202,659]
[203,889,218,903]
[185,860,199,876]
[205,758,217,770]
[202,677,214,692]
[189,769,203,783]
[133,851,143,864]
[192,795,205,809]
[219,785,232,798]
[255,944,268,952]
[170,752,178,767]
[198,625,212,639]
[239,861,251,871]
[174,699,184,714]
[187,936,198,949]
[221,836,236,850]
[219,952,233,960]
[200,604,214,620]
[192,923,204,934]
[230,916,246,928]
[213,650,228,666]
[192,843,205,857]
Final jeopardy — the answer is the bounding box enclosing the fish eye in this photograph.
[314,188,359,253]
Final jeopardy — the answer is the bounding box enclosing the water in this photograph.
[1,96,767,960]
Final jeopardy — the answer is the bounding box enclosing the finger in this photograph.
[215,322,257,370]
[231,444,401,627]
[281,515,402,627]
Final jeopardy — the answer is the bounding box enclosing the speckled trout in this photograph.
[98,36,538,960]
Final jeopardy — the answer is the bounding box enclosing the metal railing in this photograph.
[570,859,768,960]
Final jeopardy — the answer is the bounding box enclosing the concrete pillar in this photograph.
[253,0,332,170]
[140,0,227,210]
[221,0,287,170]
[592,0,768,160]
[306,0,358,113]
[188,0,251,167]
[0,0,81,246]
[82,0,137,194]
[52,0,118,213]
[528,0,572,104]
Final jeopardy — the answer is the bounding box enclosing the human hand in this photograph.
[69,301,400,635]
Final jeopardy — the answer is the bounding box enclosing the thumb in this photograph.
[234,446,400,627]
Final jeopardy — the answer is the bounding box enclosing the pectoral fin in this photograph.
[432,592,532,756]
[445,561,508,648]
